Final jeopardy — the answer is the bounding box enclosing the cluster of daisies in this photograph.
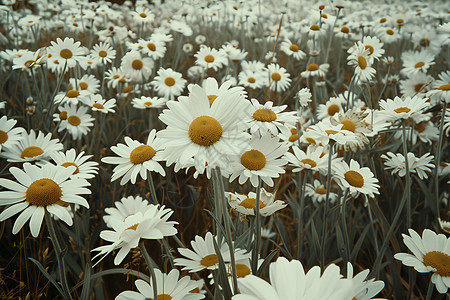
[1,0,450,298]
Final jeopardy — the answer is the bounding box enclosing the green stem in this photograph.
[139,241,158,300]
[435,102,447,217]
[252,177,262,273]
[320,143,334,268]
[402,120,411,230]
[45,210,73,300]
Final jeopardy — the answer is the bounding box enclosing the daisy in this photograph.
[1,130,63,163]
[381,152,435,179]
[300,63,329,78]
[401,50,435,77]
[49,149,99,180]
[317,95,347,120]
[427,71,450,103]
[53,104,94,140]
[90,42,116,64]
[285,145,329,174]
[395,229,450,294]
[375,26,402,44]
[92,205,178,265]
[228,133,289,187]
[69,74,100,95]
[116,269,204,300]
[379,95,429,123]
[233,257,353,300]
[132,6,154,24]
[101,129,165,185]
[333,159,380,198]
[394,120,439,145]
[399,73,433,97]
[280,39,306,61]
[301,119,356,147]
[151,68,187,100]
[238,70,266,89]
[47,37,85,72]
[137,38,166,60]
[103,195,152,228]
[297,87,312,107]
[305,179,339,204]
[348,45,376,83]
[174,232,248,273]
[330,108,371,151]
[158,81,250,176]
[226,188,287,218]
[131,96,166,110]
[170,20,193,37]
[0,163,91,237]
[83,94,116,114]
[54,88,90,105]
[348,36,385,61]
[246,99,297,136]
[121,50,154,83]
[345,262,385,300]
[0,116,25,152]
[191,77,246,107]
[266,63,291,92]
[105,67,128,89]
[194,45,228,71]
[12,49,45,71]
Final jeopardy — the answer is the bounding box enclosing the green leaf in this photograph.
[28,257,65,296]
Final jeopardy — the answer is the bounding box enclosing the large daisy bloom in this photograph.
[103,195,151,228]
[92,205,178,265]
[379,95,430,123]
[395,229,450,294]
[151,67,187,100]
[101,129,165,185]
[232,257,353,300]
[47,37,85,72]
[174,232,249,273]
[0,163,91,237]
[267,63,291,92]
[0,116,25,152]
[116,269,205,300]
[246,99,297,136]
[427,70,450,103]
[49,149,99,180]
[334,159,380,198]
[121,50,154,83]
[0,130,63,163]
[194,45,228,71]
[348,45,376,83]
[226,188,287,218]
[228,133,289,187]
[158,81,250,176]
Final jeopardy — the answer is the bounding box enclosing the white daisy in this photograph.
[395,229,450,294]
[53,104,94,140]
[333,159,380,198]
[83,94,116,114]
[1,130,63,163]
[228,133,289,187]
[379,95,430,123]
[0,163,91,237]
[305,179,339,204]
[49,149,98,180]
[0,116,25,152]
[266,63,291,92]
[381,152,435,179]
[46,37,85,72]
[103,195,151,228]
[101,129,165,185]
[69,74,100,95]
[285,145,328,174]
[90,42,116,64]
[131,96,166,110]
[345,262,385,300]
[137,38,166,60]
[121,50,154,83]
[151,68,187,100]
[401,50,435,77]
[194,45,228,71]
[226,188,287,218]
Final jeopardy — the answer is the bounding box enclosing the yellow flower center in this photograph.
[66,90,80,98]
[144,101,152,107]
[364,45,374,55]
[26,178,62,206]
[188,116,223,146]
[93,103,105,109]
[316,187,327,194]
[240,149,266,171]
[21,146,44,159]
[396,18,404,24]
[380,17,387,23]
[235,263,252,278]
[156,295,172,300]
[147,43,156,51]
[60,49,73,59]
[420,38,430,47]
[126,223,139,231]
[325,129,339,135]
[289,44,299,52]
[59,111,68,120]
[414,84,424,92]
[438,83,450,91]
[98,50,107,57]
[132,59,143,70]
[327,104,340,116]
[139,12,147,18]
[0,130,8,144]
[129,145,156,164]
[207,95,218,106]
[164,77,176,87]
[423,251,450,277]
[310,24,320,31]
[414,61,425,69]
[61,162,80,174]
[341,26,350,33]
[386,29,394,35]
[247,77,256,83]
[307,63,319,71]
[341,119,356,132]
[68,115,81,126]
[123,86,133,93]
[253,108,277,122]
[271,72,282,81]
[204,55,215,63]
[344,170,364,188]
[306,137,316,145]
[358,56,367,70]
[239,197,266,209]
[394,107,411,114]
[300,158,317,168]
[200,254,218,267]
[289,134,298,142]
